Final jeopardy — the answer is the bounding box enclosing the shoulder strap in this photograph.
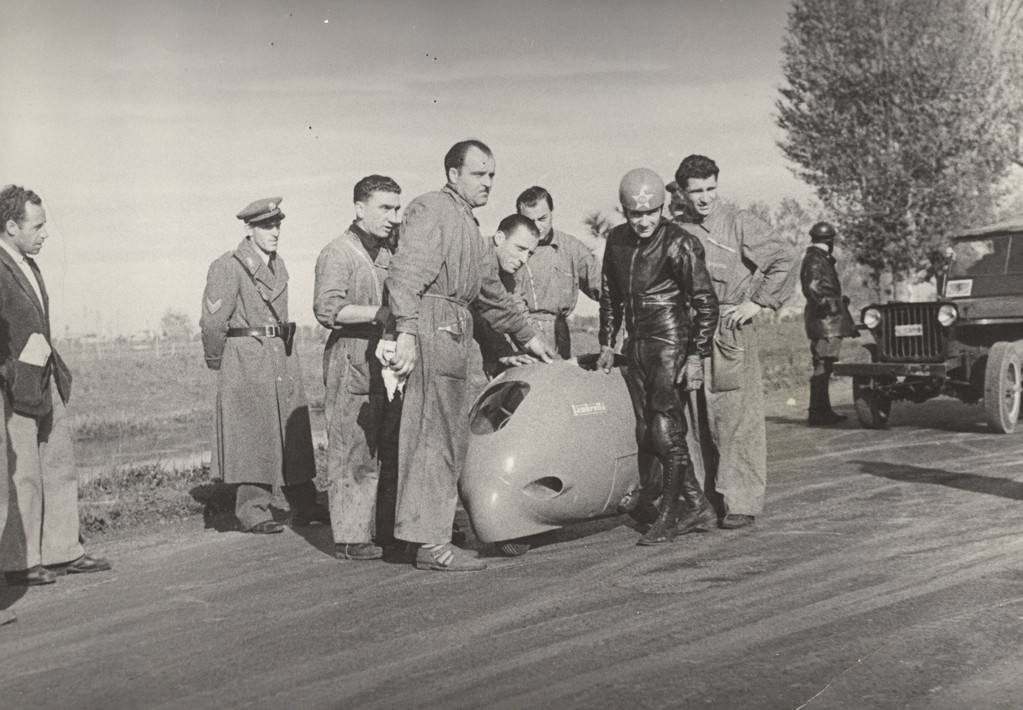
[232,253,283,324]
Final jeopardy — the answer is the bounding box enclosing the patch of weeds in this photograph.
[73,414,157,442]
[79,462,213,535]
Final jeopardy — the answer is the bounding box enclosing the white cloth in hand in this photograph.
[19,332,52,367]
[376,340,406,401]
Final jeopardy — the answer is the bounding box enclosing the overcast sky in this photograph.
[2,0,806,335]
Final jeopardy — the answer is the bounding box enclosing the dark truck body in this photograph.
[834,216,1023,432]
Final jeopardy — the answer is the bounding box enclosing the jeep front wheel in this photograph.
[983,342,1021,434]
[853,376,892,429]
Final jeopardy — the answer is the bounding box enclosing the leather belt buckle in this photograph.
[262,325,279,338]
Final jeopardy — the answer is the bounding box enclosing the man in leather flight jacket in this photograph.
[800,221,858,425]
[598,168,720,545]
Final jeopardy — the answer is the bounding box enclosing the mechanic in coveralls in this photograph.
[514,186,601,358]
[800,221,858,426]
[674,155,797,530]
[313,175,403,561]
[384,139,555,572]
[597,168,720,544]
[473,214,543,379]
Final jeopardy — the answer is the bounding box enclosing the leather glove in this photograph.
[597,346,616,374]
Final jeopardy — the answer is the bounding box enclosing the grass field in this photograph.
[64,319,858,468]
[63,319,864,535]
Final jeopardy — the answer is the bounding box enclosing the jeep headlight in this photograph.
[937,303,958,327]
[862,307,882,330]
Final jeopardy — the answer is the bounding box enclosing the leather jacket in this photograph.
[800,246,857,340]
[599,220,719,357]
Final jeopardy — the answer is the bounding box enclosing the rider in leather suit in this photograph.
[597,168,720,544]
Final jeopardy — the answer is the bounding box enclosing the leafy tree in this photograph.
[582,208,624,240]
[160,309,195,341]
[777,0,1023,298]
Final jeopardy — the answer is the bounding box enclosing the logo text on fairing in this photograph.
[571,402,607,416]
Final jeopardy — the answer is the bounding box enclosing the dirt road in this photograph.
[3,391,1023,709]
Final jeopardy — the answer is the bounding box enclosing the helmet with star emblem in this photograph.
[618,168,665,212]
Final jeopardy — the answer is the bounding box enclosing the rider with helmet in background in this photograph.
[801,221,858,426]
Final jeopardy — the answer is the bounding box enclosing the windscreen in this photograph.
[949,234,1023,277]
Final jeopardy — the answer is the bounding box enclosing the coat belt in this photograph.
[227,322,295,338]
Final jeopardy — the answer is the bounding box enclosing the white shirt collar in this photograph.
[0,237,44,306]
[0,238,27,264]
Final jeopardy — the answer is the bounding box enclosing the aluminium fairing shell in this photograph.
[461,359,641,543]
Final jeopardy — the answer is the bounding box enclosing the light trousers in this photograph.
[1,389,84,571]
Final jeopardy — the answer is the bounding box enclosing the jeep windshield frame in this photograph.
[945,227,1023,298]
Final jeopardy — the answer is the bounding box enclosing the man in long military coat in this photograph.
[314,175,402,561]
[200,197,326,534]
[385,140,554,572]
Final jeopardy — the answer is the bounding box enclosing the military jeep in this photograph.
[834,216,1023,433]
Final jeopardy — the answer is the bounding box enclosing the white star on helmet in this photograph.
[632,186,654,209]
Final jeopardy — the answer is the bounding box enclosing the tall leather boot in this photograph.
[821,370,847,423]
[675,456,716,534]
[808,374,846,426]
[620,452,661,526]
[637,457,683,545]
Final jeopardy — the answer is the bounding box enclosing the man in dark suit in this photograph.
[0,185,110,586]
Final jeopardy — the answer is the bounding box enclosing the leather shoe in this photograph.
[247,520,285,534]
[48,554,112,576]
[677,500,717,535]
[415,543,487,571]
[4,565,57,586]
[291,505,331,526]
[718,513,755,530]
[335,542,384,561]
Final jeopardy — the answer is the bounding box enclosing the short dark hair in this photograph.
[0,185,42,228]
[444,139,493,174]
[497,213,539,238]
[516,186,553,212]
[674,155,720,189]
[353,175,401,203]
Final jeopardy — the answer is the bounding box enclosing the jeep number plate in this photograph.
[894,324,923,337]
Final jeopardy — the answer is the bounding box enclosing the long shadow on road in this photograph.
[854,459,1023,501]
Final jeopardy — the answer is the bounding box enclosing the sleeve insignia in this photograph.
[206,297,223,314]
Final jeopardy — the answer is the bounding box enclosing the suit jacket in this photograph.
[0,246,72,417]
